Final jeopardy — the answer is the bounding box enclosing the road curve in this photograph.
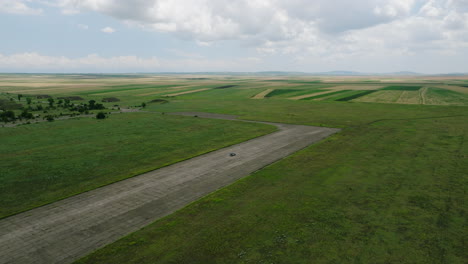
[0,112,340,264]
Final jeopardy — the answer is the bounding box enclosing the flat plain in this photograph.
[0,74,467,263]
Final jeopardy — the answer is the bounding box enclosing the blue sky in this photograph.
[0,0,467,73]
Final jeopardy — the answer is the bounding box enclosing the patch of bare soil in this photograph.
[102,97,120,102]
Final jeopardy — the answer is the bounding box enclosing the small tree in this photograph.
[20,110,34,119]
[17,94,23,101]
[88,100,96,109]
[141,102,146,108]
[48,98,54,107]
[96,112,106,119]
[26,97,32,105]
[0,110,15,122]
[43,115,54,122]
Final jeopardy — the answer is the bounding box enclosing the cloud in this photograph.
[0,0,42,15]
[0,52,263,72]
[10,0,468,73]
[0,53,160,72]
[48,0,419,40]
[101,26,116,33]
[46,1,467,52]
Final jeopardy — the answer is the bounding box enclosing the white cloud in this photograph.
[6,0,468,73]
[37,0,468,43]
[0,53,160,72]
[101,26,115,33]
[48,0,420,39]
[0,0,42,15]
[0,52,264,72]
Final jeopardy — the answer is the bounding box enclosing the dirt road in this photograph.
[0,113,339,264]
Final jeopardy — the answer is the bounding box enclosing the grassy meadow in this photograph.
[0,74,467,263]
[0,112,275,218]
[77,111,468,264]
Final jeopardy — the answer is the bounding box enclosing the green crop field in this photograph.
[0,74,467,263]
[337,90,377,101]
[299,90,349,100]
[262,85,336,99]
[425,87,468,105]
[382,85,422,91]
[321,90,373,101]
[264,89,302,97]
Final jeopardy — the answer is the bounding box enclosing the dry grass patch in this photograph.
[289,90,337,100]
[135,86,193,96]
[166,88,210,97]
[252,88,274,99]
[353,90,403,103]
[396,91,421,104]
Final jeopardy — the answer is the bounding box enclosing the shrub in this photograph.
[0,110,15,122]
[96,112,107,119]
[45,115,54,122]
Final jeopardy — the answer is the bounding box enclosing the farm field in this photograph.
[0,74,467,263]
[1,75,468,110]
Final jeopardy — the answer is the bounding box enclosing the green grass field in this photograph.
[77,114,468,264]
[0,112,275,218]
[0,74,467,263]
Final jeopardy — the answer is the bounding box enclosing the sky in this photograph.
[0,0,467,73]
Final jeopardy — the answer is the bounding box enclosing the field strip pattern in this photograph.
[289,90,336,100]
[135,86,193,96]
[0,112,339,264]
[251,88,274,99]
[165,88,210,97]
